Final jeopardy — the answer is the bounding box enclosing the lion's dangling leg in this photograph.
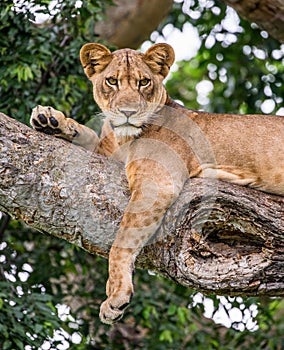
[99,157,186,324]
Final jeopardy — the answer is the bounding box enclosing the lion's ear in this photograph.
[80,43,112,79]
[143,43,175,78]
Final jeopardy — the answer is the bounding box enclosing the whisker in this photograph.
[96,112,107,120]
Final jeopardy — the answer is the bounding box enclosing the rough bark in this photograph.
[0,112,283,297]
[222,0,284,43]
[95,0,173,48]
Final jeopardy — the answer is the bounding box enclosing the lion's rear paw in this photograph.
[30,105,68,136]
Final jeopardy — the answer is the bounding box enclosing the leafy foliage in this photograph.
[0,0,284,349]
[0,0,111,126]
[164,1,284,115]
[1,222,284,349]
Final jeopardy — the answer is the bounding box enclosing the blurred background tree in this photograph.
[0,0,284,349]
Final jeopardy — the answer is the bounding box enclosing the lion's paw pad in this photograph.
[30,106,64,135]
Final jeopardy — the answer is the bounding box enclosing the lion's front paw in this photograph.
[30,105,67,136]
[99,287,133,325]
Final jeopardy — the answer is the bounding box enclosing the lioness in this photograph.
[30,43,284,324]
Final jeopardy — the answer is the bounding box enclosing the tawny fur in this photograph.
[30,43,284,324]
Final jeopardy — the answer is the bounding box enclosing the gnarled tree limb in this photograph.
[222,0,284,43]
[95,0,173,48]
[0,112,283,296]
[96,0,284,49]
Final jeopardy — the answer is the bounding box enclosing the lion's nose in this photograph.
[119,110,137,118]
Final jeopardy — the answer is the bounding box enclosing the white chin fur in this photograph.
[114,125,142,138]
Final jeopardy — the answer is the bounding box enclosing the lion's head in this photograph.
[80,43,175,139]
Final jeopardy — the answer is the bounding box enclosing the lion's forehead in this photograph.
[105,50,152,79]
[113,48,143,61]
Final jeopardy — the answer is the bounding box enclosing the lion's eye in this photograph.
[139,78,150,87]
[106,77,118,86]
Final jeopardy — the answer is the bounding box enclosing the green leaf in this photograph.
[167,304,177,316]
[159,329,173,343]
[3,340,12,350]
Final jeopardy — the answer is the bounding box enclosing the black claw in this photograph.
[109,301,130,312]
[109,304,115,311]
[32,119,42,128]
[50,116,59,127]
[102,312,122,323]
[118,302,130,311]
[40,126,62,135]
[38,113,48,124]
[112,314,123,322]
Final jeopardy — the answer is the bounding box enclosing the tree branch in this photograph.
[96,0,284,49]
[1,112,283,296]
[95,0,173,49]
[221,0,284,43]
